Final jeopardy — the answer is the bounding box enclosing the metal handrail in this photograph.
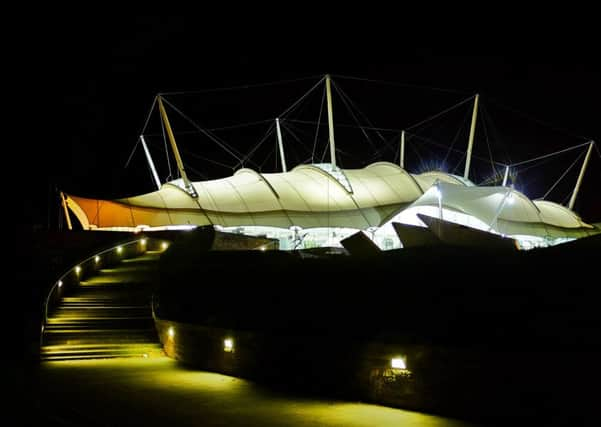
[42,237,156,327]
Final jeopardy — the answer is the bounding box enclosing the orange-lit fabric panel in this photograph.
[67,195,172,229]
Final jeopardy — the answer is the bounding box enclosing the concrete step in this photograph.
[73,286,153,295]
[41,344,162,355]
[56,302,150,314]
[62,299,152,306]
[78,282,155,289]
[85,271,157,283]
[43,329,158,346]
[53,307,151,316]
[45,318,154,330]
[41,343,161,359]
[57,304,150,310]
[122,251,162,261]
[64,289,152,301]
[40,343,163,361]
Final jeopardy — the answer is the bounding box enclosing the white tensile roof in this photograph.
[65,162,596,239]
[400,182,594,238]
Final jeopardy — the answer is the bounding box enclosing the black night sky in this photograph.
[19,15,601,426]
[27,15,601,228]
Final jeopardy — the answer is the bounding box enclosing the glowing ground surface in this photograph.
[33,357,477,426]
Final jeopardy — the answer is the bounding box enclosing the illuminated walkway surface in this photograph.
[36,357,477,427]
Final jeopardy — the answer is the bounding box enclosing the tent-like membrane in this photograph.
[65,162,598,250]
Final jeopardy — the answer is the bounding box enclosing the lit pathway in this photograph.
[35,357,478,426]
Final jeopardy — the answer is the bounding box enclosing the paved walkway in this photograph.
[33,357,477,426]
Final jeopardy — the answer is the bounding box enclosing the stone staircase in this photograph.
[41,252,163,361]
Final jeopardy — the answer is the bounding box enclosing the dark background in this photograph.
[17,14,601,424]
[25,14,600,228]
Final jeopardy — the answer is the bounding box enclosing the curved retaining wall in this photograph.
[152,230,601,422]
[154,316,597,422]
[154,317,421,408]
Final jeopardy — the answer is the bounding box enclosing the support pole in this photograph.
[437,189,443,221]
[400,130,406,169]
[488,189,513,232]
[502,165,510,187]
[568,141,594,210]
[275,118,287,172]
[140,135,162,190]
[60,191,73,230]
[157,96,197,197]
[435,182,443,236]
[325,74,336,168]
[463,94,480,180]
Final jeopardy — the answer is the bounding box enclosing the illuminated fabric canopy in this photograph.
[68,162,431,230]
[65,162,597,245]
[393,182,596,240]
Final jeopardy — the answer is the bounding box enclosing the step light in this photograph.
[224,338,234,352]
[391,357,406,370]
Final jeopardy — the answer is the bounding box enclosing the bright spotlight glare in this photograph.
[117,246,123,253]
[168,326,174,338]
[391,357,406,370]
[140,238,147,245]
[224,338,234,352]
[161,242,169,250]
[58,280,63,288]
[75,266,81,274]
[95,255,100,263]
